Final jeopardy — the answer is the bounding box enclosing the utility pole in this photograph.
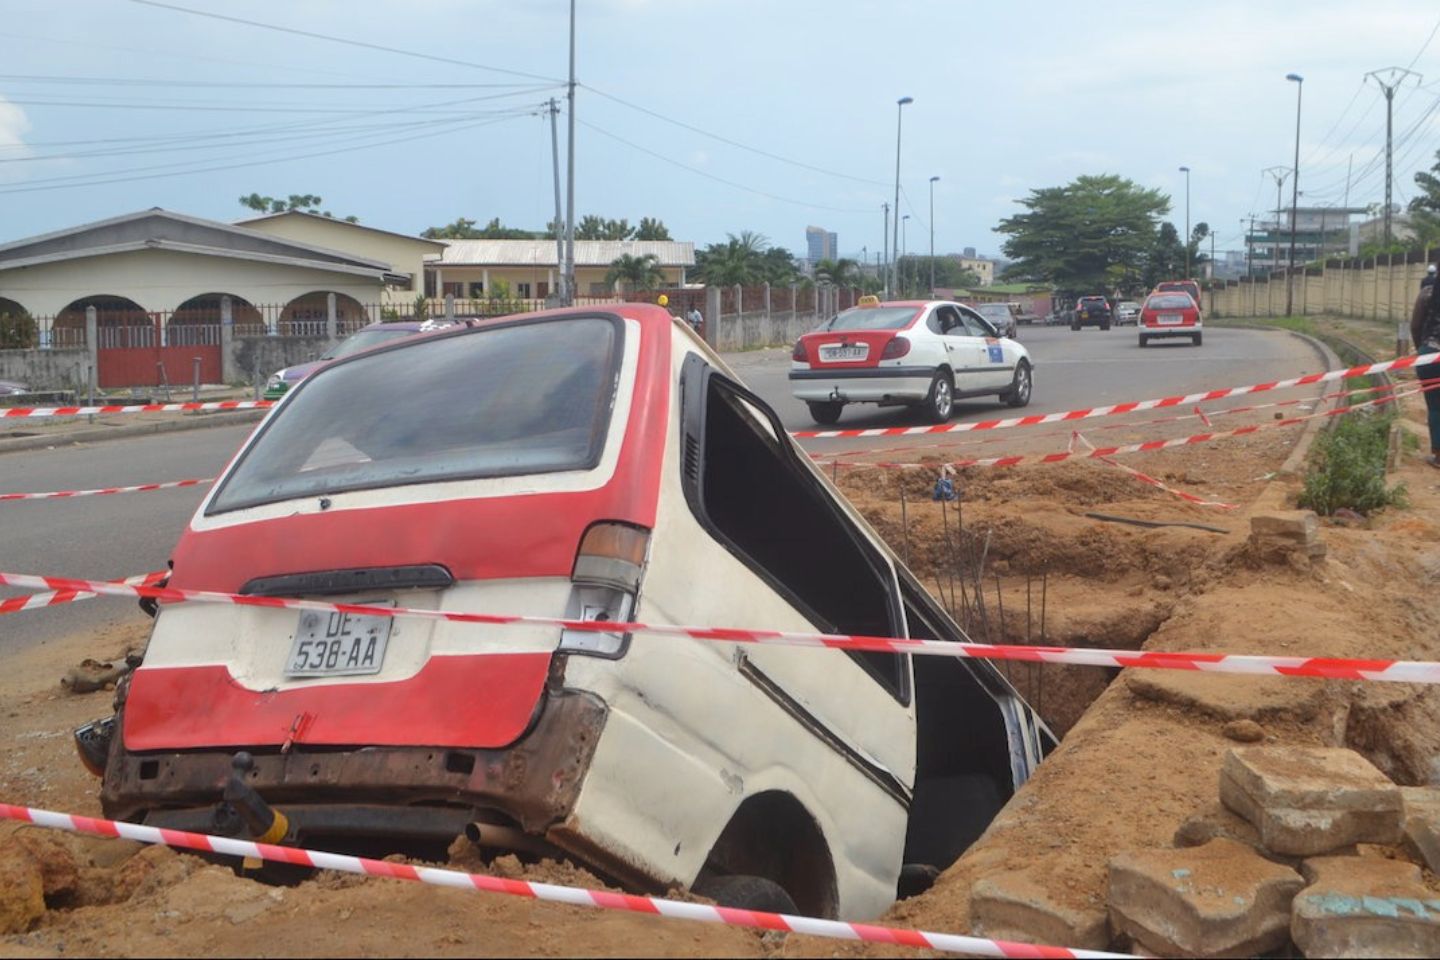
[563,0,577,305]
[1285,72,1303,317]
[891,96,913,299]
[547,99,564,304]
[882,202,890,296]
[1365,68,1422,246]
[929,175,940,297]
[1263,166,1291,276]
[1242,215,1257,279]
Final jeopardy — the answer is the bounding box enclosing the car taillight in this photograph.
[880,336,911,360]
[560,522,650,658]
[792,340,808,362]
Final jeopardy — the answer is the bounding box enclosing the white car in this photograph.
[1115,301,1141,326]
[789,299,1035,425]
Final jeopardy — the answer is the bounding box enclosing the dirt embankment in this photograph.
[5,417,1440,957]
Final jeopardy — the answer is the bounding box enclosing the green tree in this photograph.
[604,253,666,293]
[814,258,860,286]
[693,231,771,286]
[1408,150,1440,247]
[239,193,356,222]
[996,174,1169,297]
[1143,222,1185,289]
[576,215,635,240]
[759,245,800,285]
[635,217,671,241]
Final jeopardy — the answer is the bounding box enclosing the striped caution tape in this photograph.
[0,570,168,615]
[1070,431,1236,509]
[0,570,1436,684]
[0,399,272,419]
[0,478,214,502]
[0,803,1129,958]
[790,350,1440,440]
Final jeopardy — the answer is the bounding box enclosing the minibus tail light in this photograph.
[561,523,650,658]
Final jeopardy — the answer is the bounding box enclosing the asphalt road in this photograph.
[0,324,1319,654]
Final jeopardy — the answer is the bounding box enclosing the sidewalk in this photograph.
[0,385,263,456]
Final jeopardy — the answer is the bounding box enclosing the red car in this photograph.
[1139,292,1202,347]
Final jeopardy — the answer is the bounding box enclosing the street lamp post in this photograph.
[929,175,940,297]
[891,96,913,299]
[1178,165,1191,279]
[901,214,911,296]
[1285,73,1304,316]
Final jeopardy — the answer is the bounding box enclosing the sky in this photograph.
[1,0,1439,265]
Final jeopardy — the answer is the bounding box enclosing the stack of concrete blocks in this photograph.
[1106,746,1440,957]
[1249,510,1327,569]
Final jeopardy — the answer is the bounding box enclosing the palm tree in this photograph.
[695,232,772,286]
[814,258,859,287]
[605,253,666,293]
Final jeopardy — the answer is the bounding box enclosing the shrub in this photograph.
[1297,409,1407,516]
[0,312,37,349]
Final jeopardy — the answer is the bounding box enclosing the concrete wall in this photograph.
[230,335,332,385]
[1212,252,1432,324]
[713,309,822,351]
[0,247,386,318]
[0,348,89,390]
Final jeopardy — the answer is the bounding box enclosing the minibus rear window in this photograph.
[208,316,621,514]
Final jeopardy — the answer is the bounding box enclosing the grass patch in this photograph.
[1297,408,1407,516]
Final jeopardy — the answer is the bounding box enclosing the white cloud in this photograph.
[0,97,33,183]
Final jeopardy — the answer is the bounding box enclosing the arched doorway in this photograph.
[56,296,151,350]
[0,296,36,349]
[278,291,371,336]
[170,293,262,344]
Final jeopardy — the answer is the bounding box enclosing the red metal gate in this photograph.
[97,315,222,389]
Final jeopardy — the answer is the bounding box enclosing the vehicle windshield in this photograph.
[208,316,622,514]
[1147,294,1194,310]
[976,305,1010,318]
[824,306,918,331]
[1119,302,1140,310]
[320,328,418,361]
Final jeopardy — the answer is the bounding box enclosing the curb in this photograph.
[0,409,265,456]
[1275,329,1342,479]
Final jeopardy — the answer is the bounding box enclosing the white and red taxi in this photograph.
[87,303,1050,920]
[789,299,1034,425]
[1139,291,1203,347]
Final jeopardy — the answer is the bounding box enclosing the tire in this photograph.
[1070,322,1080,332]
[806,401,843,425]
[1193,333,1203,346]
[1139,335,1148,348]
[1101,322,1111,330]
[922,370,954,423]
[694,875,798,914]
[1002,360,1032,408]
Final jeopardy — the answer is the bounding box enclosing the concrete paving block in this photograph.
[1401,786,1440,874]
[1107,838,1303,958]
[970,867,1110,951]
[1220,747,1403,856]
[1293,856,1440,958]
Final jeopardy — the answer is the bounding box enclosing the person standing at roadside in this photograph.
[1410,276,1440,467]
[1423,263,1437,291]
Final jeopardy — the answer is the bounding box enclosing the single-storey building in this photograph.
[0,208,412,335]
[236,210,446,306]
[430,239,696,301]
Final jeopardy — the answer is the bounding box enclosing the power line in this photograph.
[0,113,527,195]
[0,74,541,90]
[127,0,562,83]
[1409,12,1440,70]
[582,84,888,188]
[577,119,870,214]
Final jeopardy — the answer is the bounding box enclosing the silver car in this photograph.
[1115,301,1141,326]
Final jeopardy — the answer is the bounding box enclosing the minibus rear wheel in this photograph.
[694,874,798,914]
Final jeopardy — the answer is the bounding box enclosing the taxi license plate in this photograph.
[819,344,868,361]
[284,603,393,678]
[1159,314,1183,325]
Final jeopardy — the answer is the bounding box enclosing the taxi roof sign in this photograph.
[856,295,881,307]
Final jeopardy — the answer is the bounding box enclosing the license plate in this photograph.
[1159,314,1183,325]
[819,344,868,361]
[284,602,394,678]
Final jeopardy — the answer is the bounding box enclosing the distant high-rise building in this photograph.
[806,226,837,262]
[963,246,977,259]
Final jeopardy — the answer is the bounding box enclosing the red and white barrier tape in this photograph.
[0,804,1126,959]
[2,570,1437,684]
[816,387,1414,473]
[0,570,167,616]
[811,380,1399,462]
[790,350,1439,440]
[1069,432,1236,509]
[0,478,213,502]
[0,399,272,419]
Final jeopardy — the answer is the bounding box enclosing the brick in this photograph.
[1220,747,1402,856]
[1292,856,1440,958]
[1107,838,1303,957]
